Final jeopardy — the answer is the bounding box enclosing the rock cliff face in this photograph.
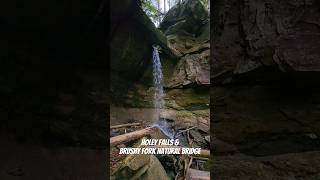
[110,0,171,104]
[111,0,210,135]
[160,0,208,36]
[159,0,210,132]
[161,0,210,88]
[213,0,320,178]
[213,0,320,82]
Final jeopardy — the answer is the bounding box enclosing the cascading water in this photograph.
[151,46,174,139]
[152,46,165,116]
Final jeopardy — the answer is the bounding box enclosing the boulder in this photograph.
[160,0,208,36]
[158,1,210,89]
[166,49,210,88]
[113,138,170,180]
[167,35,210,57]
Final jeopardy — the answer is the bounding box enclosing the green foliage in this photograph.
[141,0,158,14]
[140,0,186,26]
[141,0,161,25]
[199,0,210,10]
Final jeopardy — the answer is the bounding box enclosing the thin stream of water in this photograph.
[152,46,165,114]
[151,46,174,139]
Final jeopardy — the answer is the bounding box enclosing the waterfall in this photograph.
[151,46,173,139]
[152,46,165,116]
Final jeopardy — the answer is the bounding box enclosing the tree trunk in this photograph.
[157,0,161,24]
[110,127,158,146]
[110,123,141,129]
